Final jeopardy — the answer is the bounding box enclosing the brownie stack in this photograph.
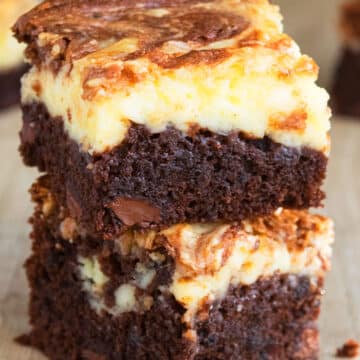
[332,0,360,117]
[14,0,334,359]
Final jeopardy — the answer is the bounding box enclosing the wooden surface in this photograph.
[0,110,360,360]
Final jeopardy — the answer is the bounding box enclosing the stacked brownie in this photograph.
[15,0,334,359]
[0,0,38,109]
[332,0,360,117]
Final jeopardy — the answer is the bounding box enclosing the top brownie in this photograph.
[15,0,331,238]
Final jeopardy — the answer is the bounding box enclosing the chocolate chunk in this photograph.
[108,197,160,226]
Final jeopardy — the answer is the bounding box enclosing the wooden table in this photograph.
[0,107,359,359]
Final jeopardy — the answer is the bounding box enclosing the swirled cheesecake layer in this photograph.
[77,209,333,323]
[15,0,331,153]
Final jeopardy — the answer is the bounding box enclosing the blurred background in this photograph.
[0,1,360,359]
[278,0,343,88]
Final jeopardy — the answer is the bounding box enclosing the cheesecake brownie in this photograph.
[0,0,36,109]
[14,0,331,238]
[21,177,334,360]
[332,0,360,117]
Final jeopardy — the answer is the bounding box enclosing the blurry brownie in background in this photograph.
[22,178,334,360]
[0,0,37,110]
[332,0,360,117]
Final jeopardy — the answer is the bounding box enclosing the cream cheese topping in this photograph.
[22,49,331,154]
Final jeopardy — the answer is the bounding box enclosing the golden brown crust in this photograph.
[80,47,230,100]
[14,0,251,72]
[107,197,161,226]
[269,109,308,132]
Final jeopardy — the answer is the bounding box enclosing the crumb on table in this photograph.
[336,339,360,358]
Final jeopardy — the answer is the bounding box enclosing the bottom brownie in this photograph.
[0,64,27,109]
[18,179,334,360]
[23,235,322,360]
[332,47,360,117]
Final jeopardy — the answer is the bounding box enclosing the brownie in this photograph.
[20,102,327,239]
[17,177,333,359]
[15,0,330,237]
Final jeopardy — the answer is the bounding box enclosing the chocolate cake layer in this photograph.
[332,47,360,117]
[21,200,327,360]
[20,102,328,239]
[0,65,27,109]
